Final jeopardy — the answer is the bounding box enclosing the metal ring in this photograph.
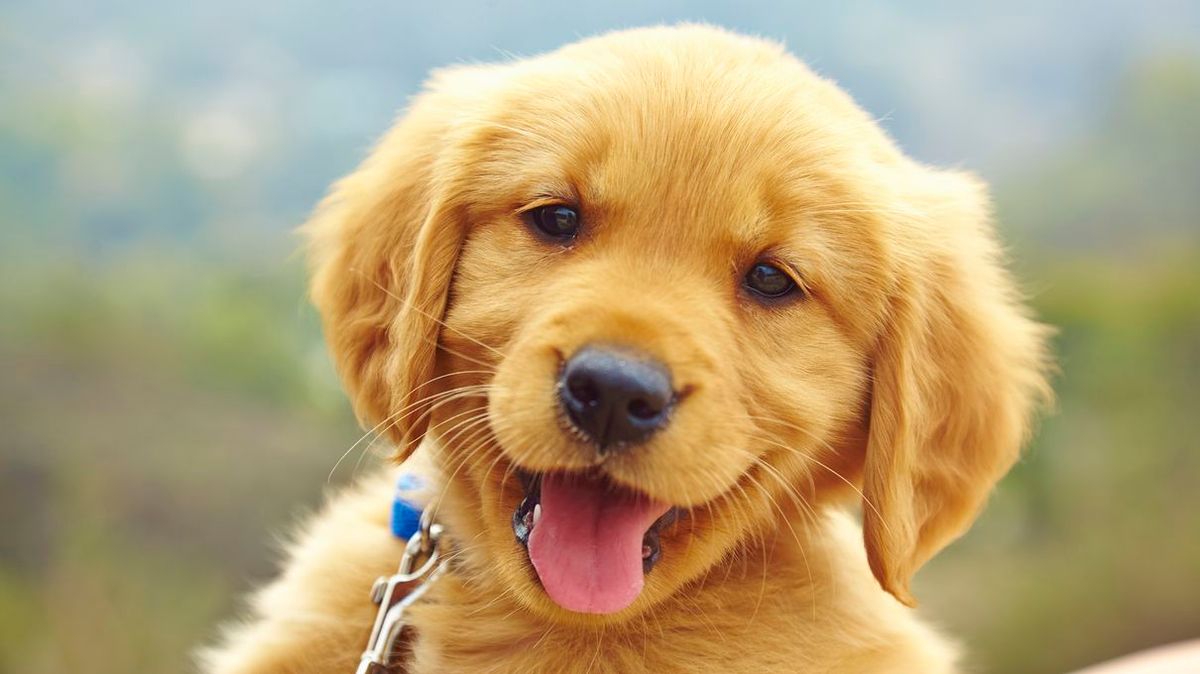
[418,506,436,554]
[396,530,441,582]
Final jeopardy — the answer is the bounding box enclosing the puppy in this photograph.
[201,25,1051,673]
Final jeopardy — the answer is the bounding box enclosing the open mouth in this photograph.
[512,470,678,614]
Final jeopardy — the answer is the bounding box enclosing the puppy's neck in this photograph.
[404,510,904,672]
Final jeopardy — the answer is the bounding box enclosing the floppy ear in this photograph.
[304,72,477,462]
[862,169,1052,606]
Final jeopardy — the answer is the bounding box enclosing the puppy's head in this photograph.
[307,26,1051,618]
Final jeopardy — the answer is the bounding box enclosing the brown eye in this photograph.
[527,205,580,240]
[744,262,798,299]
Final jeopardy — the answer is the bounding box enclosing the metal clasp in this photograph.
[355,507,447,674]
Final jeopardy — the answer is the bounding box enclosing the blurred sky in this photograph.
[4,0,1199,257]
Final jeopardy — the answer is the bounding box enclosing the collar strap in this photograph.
[391,472,427,540]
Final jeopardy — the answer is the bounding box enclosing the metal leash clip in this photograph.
[355,507,447,674]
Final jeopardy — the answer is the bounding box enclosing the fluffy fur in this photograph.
[201,25,1052,673]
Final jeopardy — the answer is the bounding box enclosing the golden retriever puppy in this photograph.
[201,24,1051,674]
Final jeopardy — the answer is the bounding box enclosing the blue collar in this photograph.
[390,472,426,540]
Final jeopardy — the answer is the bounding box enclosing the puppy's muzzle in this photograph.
[557,345,674,452]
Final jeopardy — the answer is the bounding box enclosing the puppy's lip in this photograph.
[517,468,541,496]
[511,470,541,548]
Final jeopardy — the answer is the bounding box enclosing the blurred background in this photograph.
[1,2,1197,672]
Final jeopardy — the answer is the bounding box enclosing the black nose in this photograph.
[558,346,674,451]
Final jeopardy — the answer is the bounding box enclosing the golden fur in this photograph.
[201,25,1052,673]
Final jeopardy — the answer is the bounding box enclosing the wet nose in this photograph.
[558,346,674,451]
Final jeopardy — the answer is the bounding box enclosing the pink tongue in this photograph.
[528,473,670,614]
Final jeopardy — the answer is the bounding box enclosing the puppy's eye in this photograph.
[527,205,580,240]
[744,262,798,299]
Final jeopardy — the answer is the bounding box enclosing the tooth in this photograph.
[533,503,542,526]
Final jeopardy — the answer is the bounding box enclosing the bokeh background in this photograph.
[2,2,1198,672]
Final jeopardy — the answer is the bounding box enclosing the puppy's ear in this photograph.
[862,169,1052,606]
[304,69,485,461]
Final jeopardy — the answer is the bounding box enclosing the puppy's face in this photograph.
[308,26,1049,622]
[445,66,884,617]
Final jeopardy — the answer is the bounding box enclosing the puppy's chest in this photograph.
[407,619,813,674]
[403,578,839,673]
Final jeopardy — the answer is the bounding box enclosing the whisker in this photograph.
[745,459,820,622]
[430,418,497,520]
[435,341,500,371]
[326,378,493,483]
[744,415,886,528]
[355,269,507,359]
[351,387,492,477]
